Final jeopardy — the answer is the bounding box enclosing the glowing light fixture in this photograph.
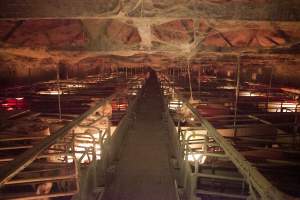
[37,90,63,95]
[259,101,299,112]
[239,91,265,97]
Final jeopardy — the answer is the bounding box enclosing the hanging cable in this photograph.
[233,54,241,137]
[266,66,273,112]
[198,65,201,93]
[57,65,62,121]
[187,59,193,101]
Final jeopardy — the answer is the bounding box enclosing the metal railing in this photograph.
[160,75,292,200]
[0,90,124,199]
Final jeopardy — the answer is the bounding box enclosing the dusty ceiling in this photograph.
[0,0,300,73]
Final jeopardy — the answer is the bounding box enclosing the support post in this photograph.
[187,60,193,101]
[266,66,273,112]
[233,54,241,137]
[57,66,62,121]
[198,66,201,93]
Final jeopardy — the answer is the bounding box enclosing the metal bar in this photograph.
[5,174,76,185]
[0,136,46,142]
[196,189,248,199]
[198,66,201,93]
[265,159,300,166]
[0,158,15,162]
[187,60,193,100]
[204,112,300,120]
[193,152,226,158]
[0,92,120,187]
[266,66,274,111]
[1,191,78,200]
[0,145,33,151]
[7,110,31,120]
[236,137,295,145]
[57,66,62,121]
[0,152,74,163]
[220,122,298,129]
[234,55,241,137]
[17,167,69,176]
[196,173,244,181]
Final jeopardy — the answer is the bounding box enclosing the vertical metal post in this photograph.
[194,161,199,176]
[294,104,299,148]
[57,66,62,121]
[294,105,299,134]
[187,60,193,101]
[141,0,144,17]
[266,66,273,112]
[66,65,69,80]
[72,131,80,198]
[204,135,208,155]
[184,132,188,161]
[97,66,100,80]
[28,67,32,86]
[185,65,188,86]
[234,55,241,137]
[198,66,201,93]
[242,180,246,194]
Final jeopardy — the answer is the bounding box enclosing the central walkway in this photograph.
[102,70,177,200]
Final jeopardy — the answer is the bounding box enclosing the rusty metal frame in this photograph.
[0,92,119,187]
[160,74,293,199]
[177,92,291,199]
[0,69,146,200]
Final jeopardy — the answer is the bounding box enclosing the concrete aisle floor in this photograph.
[102,71,177,200]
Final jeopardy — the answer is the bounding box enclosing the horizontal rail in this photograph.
[0,136,46,142]
[196,173,244,181]
[0,145,33,151]
[0,191,78,200]
[6,174,76,185]
[0,152,74,163]
[196,189,248,199]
